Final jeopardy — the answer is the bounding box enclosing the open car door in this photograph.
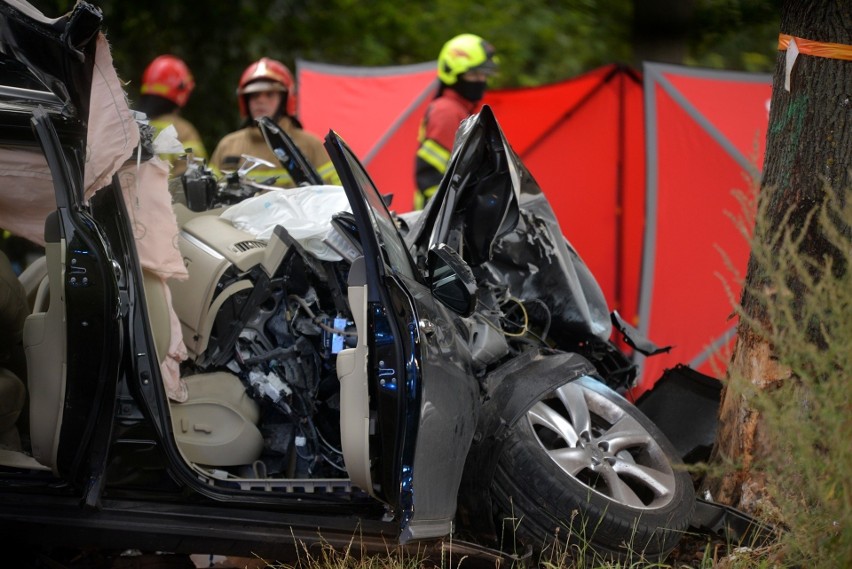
[1,0,124,501]
[325,132,480,542]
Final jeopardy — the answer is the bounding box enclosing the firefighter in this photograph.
[414,34,498,209]
[209,57,339,187]
[137,55,207,176]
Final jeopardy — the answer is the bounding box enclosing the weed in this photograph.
[723,184,852,567]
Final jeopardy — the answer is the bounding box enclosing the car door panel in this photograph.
[30,106,123,495]
[325,131,478,541]
[395,272,479,541]
[337,257,374,496]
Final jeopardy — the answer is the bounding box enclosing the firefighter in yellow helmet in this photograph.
[414,34,498,209]
[209,57,339,187]
[137,55,207,176]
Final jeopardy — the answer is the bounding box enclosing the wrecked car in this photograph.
[0,0,700,565]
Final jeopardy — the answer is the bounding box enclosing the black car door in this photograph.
[325,132,480,542]
[8,1,125,502]
[31,110,124,500]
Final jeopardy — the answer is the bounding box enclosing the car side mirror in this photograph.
[428,244,477,317]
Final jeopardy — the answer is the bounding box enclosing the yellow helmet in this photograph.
[437,33,498,86]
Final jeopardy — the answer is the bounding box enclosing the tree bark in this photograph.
[706,0,851,510]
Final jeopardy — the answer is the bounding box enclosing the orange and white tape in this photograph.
[778,34,852,61]
[779,34,852,91]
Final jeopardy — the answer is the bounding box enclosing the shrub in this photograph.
[728,185,852,568]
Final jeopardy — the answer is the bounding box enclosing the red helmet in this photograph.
[237,57,297,118]
[141,55,195,108]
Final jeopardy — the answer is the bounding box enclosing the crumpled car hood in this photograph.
[407,106,613,341]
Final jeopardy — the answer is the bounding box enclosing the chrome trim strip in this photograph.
[181,231,225,260]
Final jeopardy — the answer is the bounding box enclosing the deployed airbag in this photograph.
[220,185,352,261]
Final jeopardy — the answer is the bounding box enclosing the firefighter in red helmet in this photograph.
[137,55,207,176]
[209,57,339,187]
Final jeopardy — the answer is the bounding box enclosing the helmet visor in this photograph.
[472,54,499,75]
[239,80,287,95]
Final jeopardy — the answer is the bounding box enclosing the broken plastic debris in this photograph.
[152,124,185,154]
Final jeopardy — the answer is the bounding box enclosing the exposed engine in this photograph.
[176,225,357,480]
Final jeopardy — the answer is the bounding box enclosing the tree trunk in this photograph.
[705,0,851,510]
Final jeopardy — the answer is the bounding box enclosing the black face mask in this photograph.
[453,78,487,102]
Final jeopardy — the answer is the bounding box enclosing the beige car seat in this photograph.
[22,213,66,470]
[0,251,27,451]
[142,270,263,467]
[17,255,47,313]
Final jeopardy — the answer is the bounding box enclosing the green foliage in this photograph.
[686,0,781,72]
[26,0,777,157]
[729,185,852,568]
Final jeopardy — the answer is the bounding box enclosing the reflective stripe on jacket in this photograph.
[414,89,477,209]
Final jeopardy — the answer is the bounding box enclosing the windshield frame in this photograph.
[324,131,421,283]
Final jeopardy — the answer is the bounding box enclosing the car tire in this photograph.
[490,375,694,563]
